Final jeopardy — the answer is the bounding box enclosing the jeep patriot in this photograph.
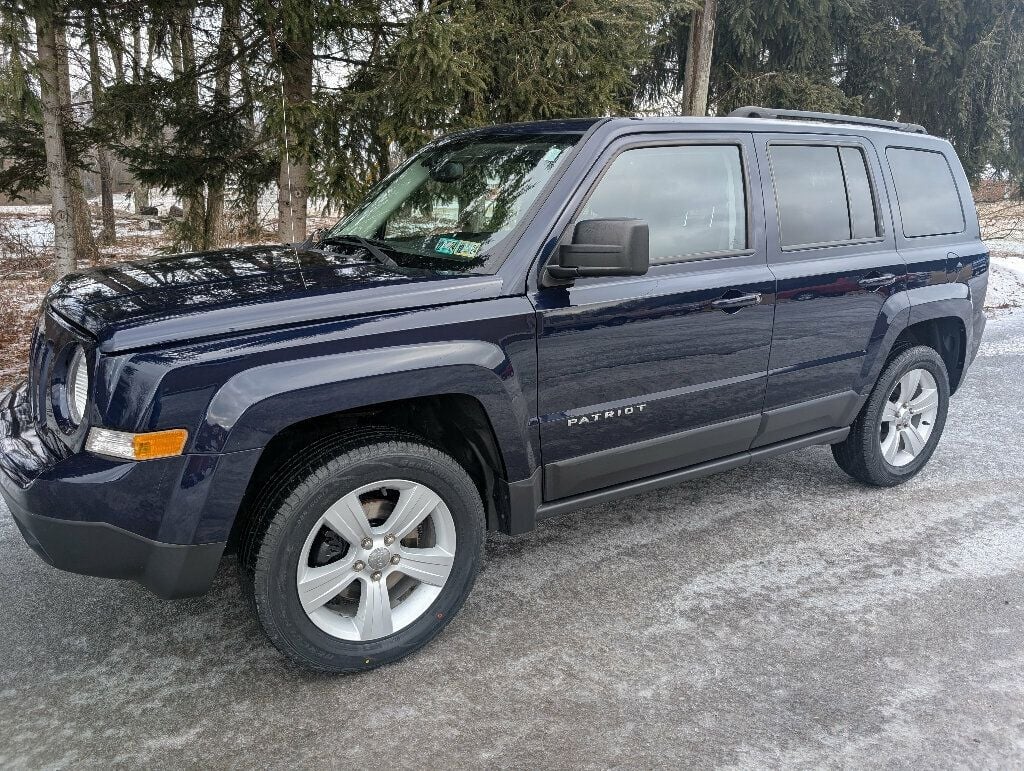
[0,107,988,671]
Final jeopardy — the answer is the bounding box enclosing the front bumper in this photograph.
[0,384,225,599]
[7,493,224,599]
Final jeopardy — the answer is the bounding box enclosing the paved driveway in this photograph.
[2,313,1023,769]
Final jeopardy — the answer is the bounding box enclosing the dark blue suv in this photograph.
[0,108,988,671]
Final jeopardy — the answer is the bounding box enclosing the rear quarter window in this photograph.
[886,147,965,238]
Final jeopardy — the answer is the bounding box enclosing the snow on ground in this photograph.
[988,254,1024,315]
[0,213,164,257]
[986,238,1024,256]
[0,204,53,216]
[0,215,55,249]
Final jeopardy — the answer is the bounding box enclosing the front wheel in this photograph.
[239,434,485,672]
[832,345,950,486]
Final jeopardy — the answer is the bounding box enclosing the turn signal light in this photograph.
[86,428,189,461]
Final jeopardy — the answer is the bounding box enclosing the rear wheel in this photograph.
[239,433,484,672]
[832,345,949,486]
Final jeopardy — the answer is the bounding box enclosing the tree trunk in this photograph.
[205,0,238,248]
[681,0,718,117]
[236,22,262,240]
[171,8,205,250]
[56,23,100,265]
[103,24,125,84]
[276,8,314,244]
[133,23,142,81]
[133,186,151,213]
[85,12,116,245]
[35,12,76,276]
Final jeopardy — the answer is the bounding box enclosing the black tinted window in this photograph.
[771,145,849,246]
[770,144,879,247]
[581,145,747,261]
[840,147,878,240]
[886,148,965,237]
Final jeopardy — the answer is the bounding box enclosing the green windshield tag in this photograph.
[435,238,481,259]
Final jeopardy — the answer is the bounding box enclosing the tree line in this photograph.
[1,0,1022,276]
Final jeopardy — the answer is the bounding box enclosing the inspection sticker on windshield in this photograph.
[435,238,481,259]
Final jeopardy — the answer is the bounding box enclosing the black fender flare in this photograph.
[856,285,974,401]
[194,340,537,481]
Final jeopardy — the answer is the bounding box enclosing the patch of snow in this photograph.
[984,238,1024,256]
[987,255,1024,315]
[0,210,172,259]
[0,204,52,216]
[1,216,54,249]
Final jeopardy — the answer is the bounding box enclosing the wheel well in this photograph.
[226,394,509,552]
[889,317,966,392]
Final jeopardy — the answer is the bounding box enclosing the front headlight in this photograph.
[67,346,89,424]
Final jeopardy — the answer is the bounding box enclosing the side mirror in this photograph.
[545,218,649,283]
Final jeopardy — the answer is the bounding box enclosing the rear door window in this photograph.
[580,144,747,262]
[886,148,965,238]
[769,144,880,248]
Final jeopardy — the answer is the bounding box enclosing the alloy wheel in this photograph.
[295,479,456,641]
[878,367,939,468]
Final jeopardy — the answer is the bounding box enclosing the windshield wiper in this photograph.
[320,234,406,273]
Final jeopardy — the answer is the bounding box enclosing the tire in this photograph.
[238,430,485,673]
[832,345,950,487]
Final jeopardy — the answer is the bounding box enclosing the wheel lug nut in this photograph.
[384,534,395,546]
[371,571,382,582]
[361,538,373,549]
[353,560,365,571]
[390,554,400,565]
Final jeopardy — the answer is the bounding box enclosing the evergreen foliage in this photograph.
[0,0,1021,267]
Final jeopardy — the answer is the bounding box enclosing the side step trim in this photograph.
[536,427,849,521]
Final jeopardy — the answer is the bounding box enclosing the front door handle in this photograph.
[711,292,762,312]
[858,272,897,289]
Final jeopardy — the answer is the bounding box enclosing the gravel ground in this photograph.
[1,312,1023,769]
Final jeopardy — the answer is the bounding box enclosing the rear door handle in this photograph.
[858,273,897,289]
[711,292,762,311]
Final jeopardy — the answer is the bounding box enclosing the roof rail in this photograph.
[727,106,927,135]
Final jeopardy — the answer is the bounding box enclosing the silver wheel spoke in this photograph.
[909,388,938,415]
[322,493,373,546]
[396,547,455,587]
[297,561,357,612]
[881,428,900,463]
[899,369,921,401]
[384,484,442,540]
[879,367,939,467]
[902,425,927,456]
[881,400,900,423]
[355,578,393,639]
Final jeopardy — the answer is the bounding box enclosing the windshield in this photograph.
[324,133,580,274]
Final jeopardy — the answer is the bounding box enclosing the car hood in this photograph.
[45,244,504,353]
